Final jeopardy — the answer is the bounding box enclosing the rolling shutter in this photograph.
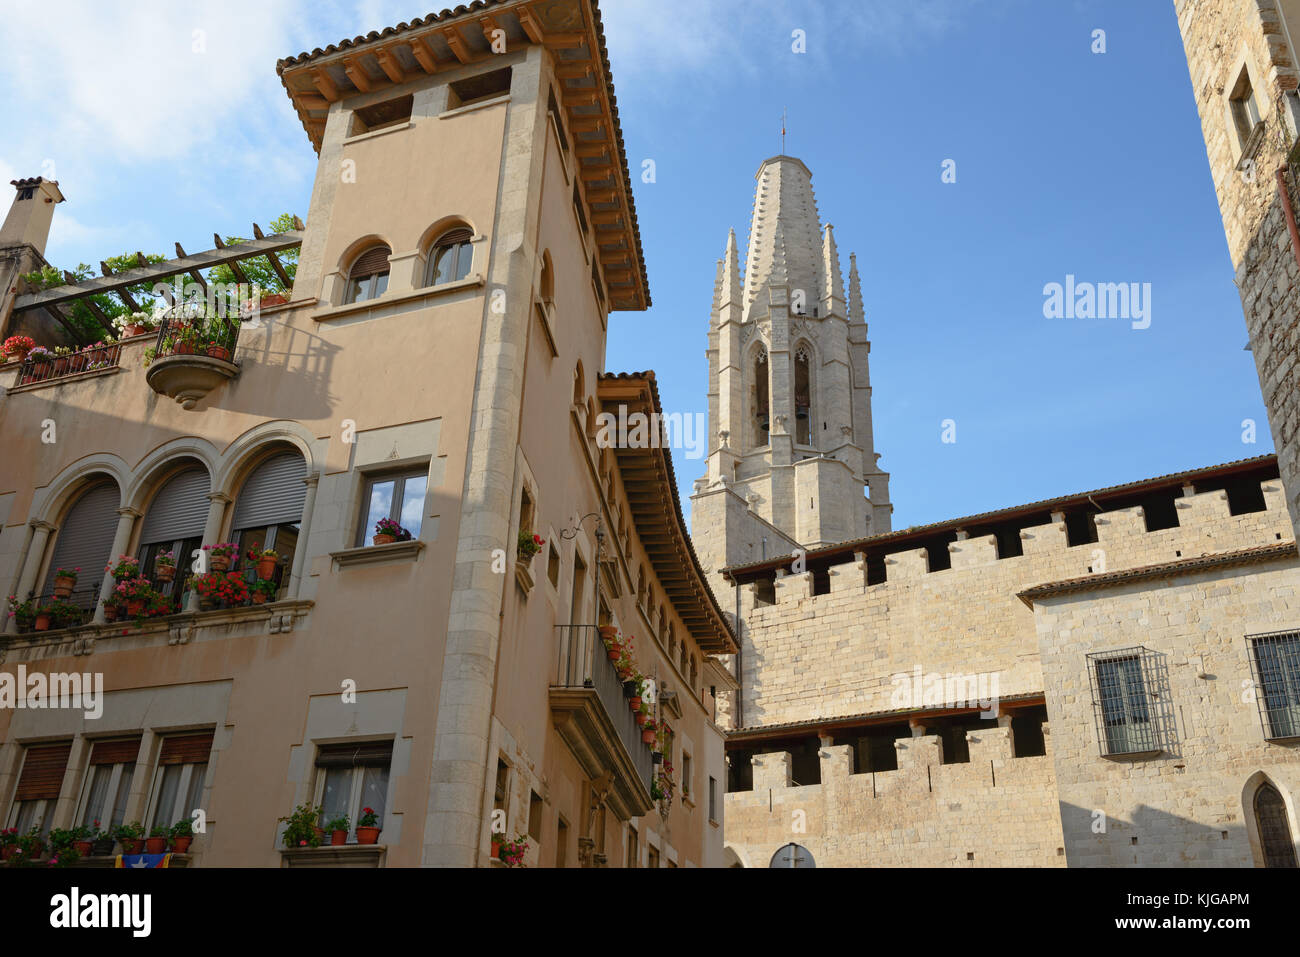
[315,741,393,768]
[89,738,142,765]
[349,245,391,278]
[43,482,119,598]
[435,227,472,247]
[231,453,307,530]
[139,469,210,544]
[158,732,214,766]
[15,743,72,801]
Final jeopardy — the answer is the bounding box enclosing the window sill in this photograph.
[1236,120,1266,170]
[515,561,535,595]
[331,539,426,569]
[1100,748,1162,761]
[280,844,386,868]
[5,599,314,648]
[343,121,413,146]
[312,275,485,324]
[438,93,511,120]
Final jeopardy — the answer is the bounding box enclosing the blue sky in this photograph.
[0,0,1270,530]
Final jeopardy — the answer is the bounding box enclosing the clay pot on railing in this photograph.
[34,612,52,632]
[256,557,277,580]
[155,562,175,582]
[52,575,76,598]
[171,836,192,854]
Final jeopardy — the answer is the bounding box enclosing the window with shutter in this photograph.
[346,245,391,304]
[7,742,72,837]
[425,228,474,287]
[42,481,120,609]
[314,741,394,840]
[138,468,210,610]
[78,738,141,830]
[232,452,307,600]
[147,733,214,831]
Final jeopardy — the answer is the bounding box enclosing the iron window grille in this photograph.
[1246,630,1300,740]
[1087,646,1172,757]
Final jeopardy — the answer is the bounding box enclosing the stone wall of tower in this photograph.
[1175,0,1300,542]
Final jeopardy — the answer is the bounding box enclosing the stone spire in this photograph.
[821,224,845,317]
[848,252,865,325]
[721,228,743,309]
[743,156,823,320]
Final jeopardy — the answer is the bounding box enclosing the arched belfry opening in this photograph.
[750,345,770,449]
[794,343,812,446]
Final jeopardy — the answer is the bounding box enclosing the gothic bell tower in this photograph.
[693,155,891,590]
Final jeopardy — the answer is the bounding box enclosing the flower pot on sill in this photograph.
[199,597,216,611]
[172,342,194,356]
[171,836,192,854]
[155,563,175,582]
[123,323,145,338]
[628,695,642,711]
[606,647,620,662]
[331,830,348,846]
[91,838,115,856]
[2,845,18,861]
[651,750,663,764]
[209,555,230,572]
[260,293,288,307]
[122,839,145,855]
[103,603,119,622]
[355,826,380,845]
[642,728,657,746]
[256,557,277,580]
[53,357,69,376]
[53,575,76,598]
[251,592,267,605]
[145,837,168,854]
[491,839,501,859]
[598,625,619,641]
[126,599,145,617]
[74,840,94,856]
[313,826,326,845]
[372,534,395,546]
[34,613,51,632]
[635,712,648,728]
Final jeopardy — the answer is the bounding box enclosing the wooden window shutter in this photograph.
[15,743,72,801]
[349,246,391,279]
[315,741,394,768]
[158,732,214,766]
[89,738,142,765]
[434,228,473,248]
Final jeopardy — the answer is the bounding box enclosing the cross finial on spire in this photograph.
[781,108,787,154]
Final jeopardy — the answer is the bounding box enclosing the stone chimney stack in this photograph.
[0,177,65,255]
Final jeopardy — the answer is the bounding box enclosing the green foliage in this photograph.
[279,802,324,849]
[206,212,300,294]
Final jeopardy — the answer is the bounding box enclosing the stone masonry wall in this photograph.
[1034,558,1300,866]
[1176,0,1300,539]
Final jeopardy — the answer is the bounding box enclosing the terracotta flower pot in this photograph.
[145,837,167,854]
[206,346,230,362]
[170,836,192,853]
[74,840,94,856]
[256,557,277,580]
[103,603,119,622]
[606,647,620,661]
[53,357,69,376]
[331,830,348,846]
[53,575,76,598]
[173,342,194,356]
[7,346,31,362]
[598,625,619,642]
[355,826,380,845]
[2,845,18,861]
[373,534,395,546]
[126,599,145,617]
[209,554,230,572]
[34,613,51,632]
[260,293,288,307]
[155,563,175,582]
[635,712,648,728]
[313,826,326,845]
[628,695,641,711]
[123,323,145,338]
[122,839,145,855]
[251,592,267,605]
[642,728,656,745]
[491,839,501,859]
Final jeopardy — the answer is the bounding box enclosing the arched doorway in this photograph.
[1254,781,1298,868]
[769,843,815,868]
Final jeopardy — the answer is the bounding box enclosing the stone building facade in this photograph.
[0,0,735,869]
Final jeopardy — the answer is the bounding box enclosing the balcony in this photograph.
[144,315,241,410]
[550,625,655,818]
[8,341,123,390]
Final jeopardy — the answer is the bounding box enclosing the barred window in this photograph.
[1247,631,1300,740]
[1087,647,1169,756]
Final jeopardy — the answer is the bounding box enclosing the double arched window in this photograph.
[345,245,391,304]
[425,227,474,287]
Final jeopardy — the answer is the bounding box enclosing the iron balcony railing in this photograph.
[554,624,654,794]
[153,313,241,363]
[15,342,123,386]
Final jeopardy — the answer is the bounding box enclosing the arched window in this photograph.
[678,640,688,676]
[667,624,677,663]
[138,467,211,610]
[573,360,585,405]
[1254,782,1298,867]
[539,250,555,303]
[794,344,812,446]
[751,346,770,449]
[43,481,120,610]
[425,227,474,287]
[636,566,646,607]
[231,451,307,601]
[689,656,698,693]
[345,245,391,304]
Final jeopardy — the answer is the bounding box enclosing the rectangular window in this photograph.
[1230,69,1262,144]
[571,551,588,625]
[626,826,638,868]
[356,468,428,546]
[1249,631,1300,739]
[350,94,413,136]
[234,523,299,601]
[147,732,213,831]
[528,790,543,842]
[448,67,512,108]
[556,816,569,868]
[77,738,140,831]
[313,741,393,841]
[647,844,659,869]
[682,752,692,799]
[1088,649,1163,756]
[708,776,718,823]
[7,742,72,838]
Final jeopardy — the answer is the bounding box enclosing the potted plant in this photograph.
[0,828,18,861]
[51,566,79,598]
[325,815,350,846]
[517,529,545,562]
[69,824,94,857]
[170,818,194,853]
[372,517,411,546]
[154,550,177,582]
[201,542,238,572]
[108,555,140,582]
[51,345,73,376]
[16,827,45,862]
[5,595,36,633]
[601,628,622,661]
[90,821,115,856]
[354,806,381,844]
[499,834,528,867]
[642,717,658,746]
[635,701,651,728]
[167,324,198,356]
[490,827,505,860]
[247,544,279,580]
[33,603,53,631]
[145,826,169,854]
[250,578,279,605]
[279,802,324,849]
[2,335,35,362]
[192,570,250,609]
[113,821,145,855]
[112,576,159,618]
[101,598,120,622]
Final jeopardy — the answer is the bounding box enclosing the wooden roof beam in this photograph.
[342,57,374,93]
[517,6,545,44]
[409,37,440,74]
[444,28,473,64]
[375,47,407,85]
[312,68,340,101]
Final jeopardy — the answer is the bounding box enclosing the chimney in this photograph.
[0,177,65,256]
